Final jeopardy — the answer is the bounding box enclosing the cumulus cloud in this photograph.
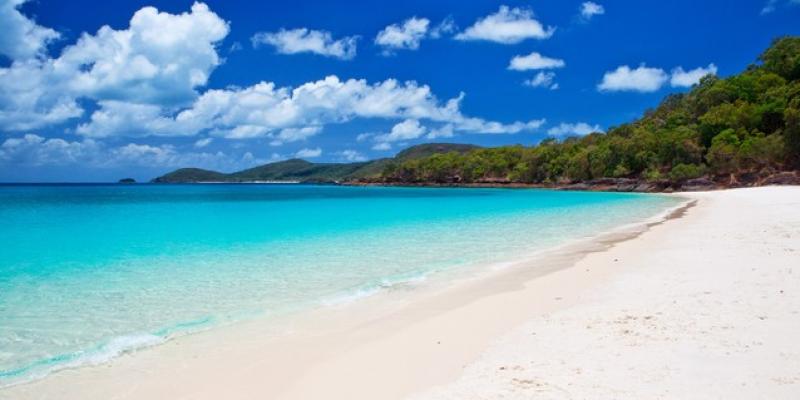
[251,28,358,60]
[0,0,546,169]
[76,75,544,144]
[0,2,229,130]
[76,101,198,138]
[580,2,605,20]
[0,133,101,166]
[0,134,262,172]
[294,147,322,158]
[194,137,213,148]
[454,5,554,44]
[508,52,565,71]
[270,126,322,146]
[426,124,455,139]
[524,72,559,90]
[337,149,367,162]
[59,2,228,105]
[367,115,544,150]
[598,63,718,92]
[547,122,602,137]
[374,119,427,143]
[0,0,60,60]
[597,65,668,92]
[375,17,430,53]
[670,63,718,87]
[374,16,455,55]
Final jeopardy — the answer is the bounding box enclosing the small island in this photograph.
[118,178,136,184]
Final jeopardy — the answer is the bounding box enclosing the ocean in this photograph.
[0,184,680,386]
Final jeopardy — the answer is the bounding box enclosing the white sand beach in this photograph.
[3,186,799,400]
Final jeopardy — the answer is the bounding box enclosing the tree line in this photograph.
[377,37,800,186]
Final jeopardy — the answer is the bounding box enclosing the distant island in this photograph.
[152,143,480,184]
[154,37,800,192]
[118,178,136,184]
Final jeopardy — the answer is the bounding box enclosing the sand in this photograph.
[3,186,799,399]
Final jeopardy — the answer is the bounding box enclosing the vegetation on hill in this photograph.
[152,168,228,183]
[154,39,800,190]
[152,143,479,183]
[375,37,800,188]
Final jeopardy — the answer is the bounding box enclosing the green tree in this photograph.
[759,37,800,81]
[707,129,741,174]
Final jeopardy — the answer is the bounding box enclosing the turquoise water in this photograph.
[0,184,680,386]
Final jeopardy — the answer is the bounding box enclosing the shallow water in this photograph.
[0,184,680,386]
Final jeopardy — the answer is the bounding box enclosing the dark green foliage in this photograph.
[759,37,800,81]
[669,163,706,182]
[379,37,800,185]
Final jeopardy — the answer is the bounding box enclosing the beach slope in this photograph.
[3,186,799,399]
[415,186,800,399]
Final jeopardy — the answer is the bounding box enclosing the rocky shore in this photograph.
[345,171,800,193]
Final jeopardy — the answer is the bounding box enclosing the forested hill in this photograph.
[369,37,800,191]
[155,38,800,191]
[151,143,479,183]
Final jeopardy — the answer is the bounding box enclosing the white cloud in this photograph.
[0,1,545,158]
[375,17,430,52]
[597,64,668,92]
[0,134,101,166]
[508,52,565,71]
[372,142,392,151]
[426,124,454,139]
[670,63,718,87]
[452,117,545,134]
[0,133,261,172]
[0,0,60,60]
[429,17,456,39]
[547,122,602,137]
[194,137,213,148]
[454,5,554,44]
[337,149,367,162]
[75,76,543,143]
[374,119,427,143]
[524,72,559,90]
[251,28,357,60]
[294,147,322,158]
[76,101,198,138]
[598,63,718,92]
[0,2,229,130]
[61,2,228,104]
[374,16,456,55]
[270,126,322,146]
[580,2,605,20]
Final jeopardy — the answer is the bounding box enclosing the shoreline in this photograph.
[1,191,691,399]
[142,174,800,193]
[342,174,800,193]
[3,186,799,399]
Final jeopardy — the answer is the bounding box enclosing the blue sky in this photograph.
[1,0,799,182]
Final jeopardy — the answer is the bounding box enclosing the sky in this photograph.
[1,0,799,182]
